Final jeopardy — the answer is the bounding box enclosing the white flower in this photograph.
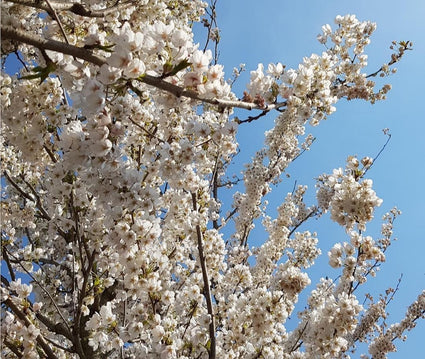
[152,325,165,342]
[267,62,284,77]
[107,45,133,68]
[100,302,116,327]
[10,279,33,298]
[190,49,212,73]
[98,64,122,85]
[123,58,146,78]
[86,313,102,331]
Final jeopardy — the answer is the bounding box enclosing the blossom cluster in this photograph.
[316,156,382,231]
[231,14,396,251]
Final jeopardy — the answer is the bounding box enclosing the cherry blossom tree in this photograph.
[1,1,423,358]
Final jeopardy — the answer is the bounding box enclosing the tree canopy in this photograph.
[1,1,423,358]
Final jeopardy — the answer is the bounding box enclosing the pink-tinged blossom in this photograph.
[190,49,212,73]
[98,64,122,85]
[107,45,133,68]
[123,58,146,78]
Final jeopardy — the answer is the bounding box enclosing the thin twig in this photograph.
[18,173,52,220]
[289,320,309,352]
[362,133,391,178]
[44,0,70,44]
[202,0,220,64]
[14,50,29,72]
[236,109,269,124]
[127,116,164,143]
[386,274,403,306]
[288,209,317,237]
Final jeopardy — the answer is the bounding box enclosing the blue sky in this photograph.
[194,0,425,357]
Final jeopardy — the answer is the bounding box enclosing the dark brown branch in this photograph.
[361,133,391,178]
[127,116,164,143]
[19,174,52,221]
[44,0,70,44]
[3,337,23,358]
[366,41,412,78]
[43,144,58,163]
[3,247,73,335]
[43,335,74,353]
[1,245,16,282]
[2,297,59,359]
[236,109,269,124]
[1,24,283,113]
[202,0,220,64]
[3,170,34,202]
[191,192,216,359]
[222,207,238,227]
[1,25,106,67]
[386,274,403,306]
[73,248,97,359]
[208,153,221,230]
[288,209,318,237]
[5,0,136,18]
[1,274,73,341]
[35,311,73,342]
[289,320,309,353]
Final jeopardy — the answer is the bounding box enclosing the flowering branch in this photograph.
[2,296,58,359]
[1,24,282,112]
[3,248,73,335]
[5,0,136,18]
[1,25,106,66]
[3,171,51,221]
[191,192,216,359]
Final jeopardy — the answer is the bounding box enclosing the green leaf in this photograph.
[168,59,191,76]
[20,62,57,84]
[162,59,191,77]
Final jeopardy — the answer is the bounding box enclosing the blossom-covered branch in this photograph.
[5,0,136,18]
[1,24,281,113]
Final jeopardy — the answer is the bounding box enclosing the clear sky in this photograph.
[195,0,425,357]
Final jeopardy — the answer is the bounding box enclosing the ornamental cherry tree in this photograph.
[1,1,423,358]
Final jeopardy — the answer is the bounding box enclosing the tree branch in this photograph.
[44,0,70,44]
[3,337,23,358]
[236,108,270,124]
[1,25,106,67]
[5,0,136,18]
[139,75,285,111]
[2,297,59,359]
[3,248,73,335]
[191,192,216,359]
[1,24,283,113]
[1,245,16,282]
